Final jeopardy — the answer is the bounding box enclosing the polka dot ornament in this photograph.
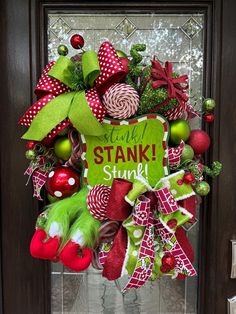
[102,83,139,119]
[87,185,111,221]
[95,42,126,95]
[85,88,106,122]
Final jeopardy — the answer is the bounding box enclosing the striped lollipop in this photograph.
[102,83,139,119]
[87,184,111,221]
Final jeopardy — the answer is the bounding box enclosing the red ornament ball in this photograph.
[70,34,84,49]
[183,172,195,184]
[119,57,129,74]
[161,253,176,270]
[26,140,37,150]
[187,130,210,155]
[45,166,80,199]
[203,113,215,123]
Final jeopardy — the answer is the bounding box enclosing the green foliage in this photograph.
[138,66,178,114]
[70,61,87,91]
[126,44,146,90]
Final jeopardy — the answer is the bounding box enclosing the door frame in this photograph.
[1,1,236,313]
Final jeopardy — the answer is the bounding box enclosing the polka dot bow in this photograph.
[19,41,126,144]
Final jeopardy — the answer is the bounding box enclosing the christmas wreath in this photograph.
[19,34,222,292]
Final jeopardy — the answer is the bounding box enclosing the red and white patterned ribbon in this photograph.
[168,140,185,169]
[122,196,155,292]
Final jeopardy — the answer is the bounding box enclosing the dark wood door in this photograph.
[1,1,236,313]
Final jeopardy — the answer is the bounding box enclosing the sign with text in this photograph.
[81,115,169,187]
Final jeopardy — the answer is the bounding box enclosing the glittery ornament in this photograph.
[183,172,195,184]
[57,44,69,56]
[187,130,210,155]
[162,253,176,270]
[70,34,85,49]
[26,140,37,150]
[181,144,194,161]
[202,98,216,112]
[203,113,215,123]
[25,149,37,160]
[195,181,210,196]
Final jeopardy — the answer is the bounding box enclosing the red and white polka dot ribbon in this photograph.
[19,61,71,145]
[95,42,126,95]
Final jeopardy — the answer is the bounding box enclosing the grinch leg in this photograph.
[59,209,101,271]
[30,188,89,261]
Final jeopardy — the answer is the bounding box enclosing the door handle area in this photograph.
[231,240,236,279]
[228,296,236,314]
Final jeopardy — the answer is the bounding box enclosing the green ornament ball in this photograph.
[57,44,69,56]
[54,137,72,161]
[170,119,191,145]
[116,49,127,58]
[25,149,37,160]
[195,181,210,196]
[203,98,216,112]
[47,193,58,203]
[181,144,195,161]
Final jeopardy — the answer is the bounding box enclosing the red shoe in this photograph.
[30,229,60,261]
[59,240,92,272]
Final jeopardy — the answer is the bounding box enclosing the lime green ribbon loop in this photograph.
[82,51,100,86]
[48,51,100,89]
[48,56,76,89]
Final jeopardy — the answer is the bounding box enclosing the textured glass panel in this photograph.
[47,13,204,314]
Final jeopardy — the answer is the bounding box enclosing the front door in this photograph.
[1,1,236,314]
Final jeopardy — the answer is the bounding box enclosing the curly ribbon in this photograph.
[20,42,126,142]
[65,128,83,170]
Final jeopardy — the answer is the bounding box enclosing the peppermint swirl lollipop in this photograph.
[102,83,139,119]
[87,184,111,221]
